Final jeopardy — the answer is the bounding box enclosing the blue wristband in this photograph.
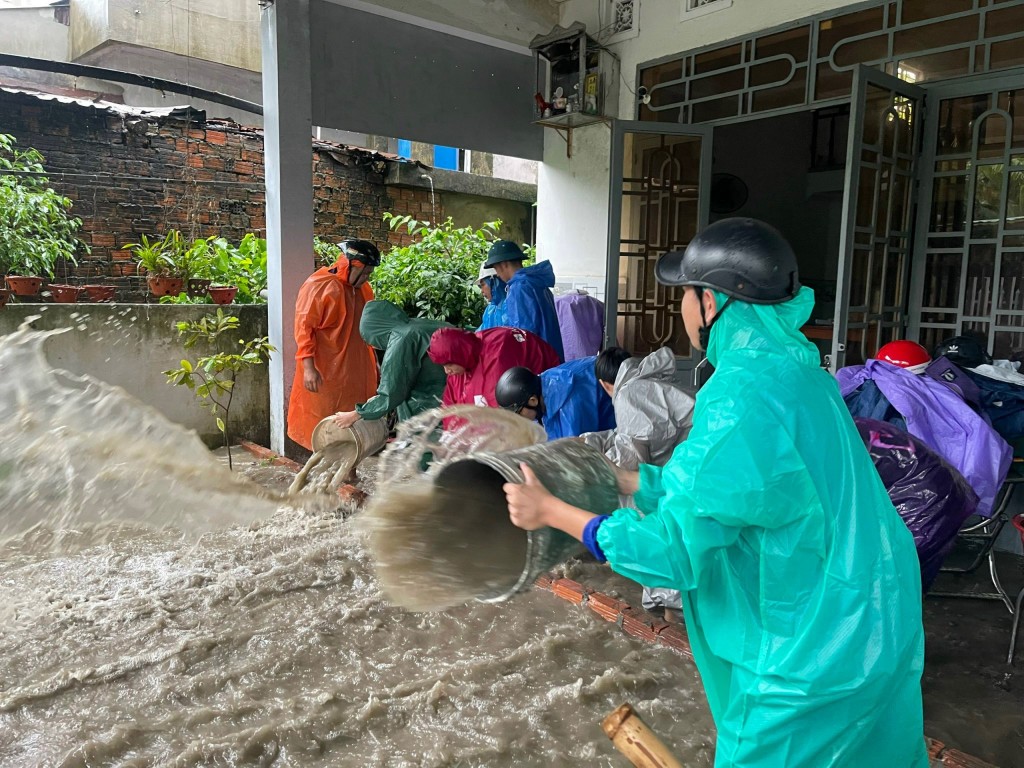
[582,515,610,563]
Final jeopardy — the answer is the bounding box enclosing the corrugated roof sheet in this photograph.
[0,85,203,120]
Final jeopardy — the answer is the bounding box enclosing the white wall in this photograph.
[537,0,861,292]
[536,121,610,300]
[0,6,69,60]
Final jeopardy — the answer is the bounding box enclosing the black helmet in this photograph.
[933,335,991,368]
[495,367,542,413]
[340,239,381,267]
[655,217,800,304]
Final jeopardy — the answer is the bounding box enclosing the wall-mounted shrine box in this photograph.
[530,22,619,122]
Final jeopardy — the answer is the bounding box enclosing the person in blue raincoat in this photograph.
[504,218,928,768]
[483,240,564,360]
[494,359,615,440]
[476,264,508,331]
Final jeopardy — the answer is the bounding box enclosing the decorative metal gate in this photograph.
[832,66,923,370]
[910,69,1024,360]
[605,121,712,370]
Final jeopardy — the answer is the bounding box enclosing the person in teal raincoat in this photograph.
[504,218,928,768]
[332,300,450,430]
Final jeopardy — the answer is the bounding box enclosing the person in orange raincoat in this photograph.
[286,240,381,451]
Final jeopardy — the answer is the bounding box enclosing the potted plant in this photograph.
[82,284,116,302]
[47,284,84,303]
[182,236,215,298]
[127,233,182,297]
[0,134,85,298]
[208,285,238,305]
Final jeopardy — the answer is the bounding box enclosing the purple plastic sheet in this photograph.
[837,360,1011,516]
[855,418,978,591]
[555,292,604,362]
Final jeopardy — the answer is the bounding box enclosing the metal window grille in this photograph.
[687,0,726,9]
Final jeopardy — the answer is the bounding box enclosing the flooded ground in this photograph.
[1,323,1020,767]
[0,328,715,766]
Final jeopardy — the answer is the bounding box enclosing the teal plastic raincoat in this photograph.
[596,287,927,768]
[356,301,450,422]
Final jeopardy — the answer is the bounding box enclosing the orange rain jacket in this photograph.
[286,257,379,449]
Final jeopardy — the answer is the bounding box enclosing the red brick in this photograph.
[551,578,592,605]
[91,233,115,247]
[206,130,227,145]
[534,574,553,590]
[234,161,255,175]
[187,154,204,169]
[587,592,629,623]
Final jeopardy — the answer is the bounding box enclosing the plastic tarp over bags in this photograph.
[554,291,604,361]
[855,418,978,590]
[595,287,927,768]
[836,360,1011,516]
[540,356,615,440]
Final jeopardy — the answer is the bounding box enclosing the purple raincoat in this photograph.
[554,292,604,361]
[855,418,978,590]
[837,360,1012,516]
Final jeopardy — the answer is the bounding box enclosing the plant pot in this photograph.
[0,289,9,310]
[208,285,238,305]
[83,284,117,303]
[147,275,184,297]
[186,278,213,298]
[48,284,85,303]
[6,276,43,297]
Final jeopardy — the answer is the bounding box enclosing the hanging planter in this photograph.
[48,284,84,303]
[147,275,184,297]
[0,288,10,310]
[5,276,43,297]
[82,284,116,302]
[186,278,212,298]
[208,285,238,305]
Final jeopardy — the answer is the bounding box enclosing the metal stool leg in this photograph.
[987,549,1015,613]
[1008,586,1024,665]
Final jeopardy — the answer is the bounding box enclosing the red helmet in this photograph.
[876,340,931,374]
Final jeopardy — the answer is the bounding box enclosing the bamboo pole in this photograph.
[602,703,685,768]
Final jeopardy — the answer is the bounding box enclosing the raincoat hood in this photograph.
[705,285,819,369]
[509,260,556,290]
[484,276,507,305]
[360,300,409,350]
[428,327,482,371]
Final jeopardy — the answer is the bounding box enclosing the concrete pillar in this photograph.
[260,0,314,455]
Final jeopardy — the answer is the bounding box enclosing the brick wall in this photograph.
[0,90,441,301]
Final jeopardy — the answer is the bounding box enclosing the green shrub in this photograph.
[0,133,86,277]
[370,213,499,329]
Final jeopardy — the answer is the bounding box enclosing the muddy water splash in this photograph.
[0,329,717,766]
[0,323,281,544]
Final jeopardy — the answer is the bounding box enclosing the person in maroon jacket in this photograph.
[428,326,561,408]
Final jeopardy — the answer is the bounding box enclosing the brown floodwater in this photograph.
[0,326,717,766]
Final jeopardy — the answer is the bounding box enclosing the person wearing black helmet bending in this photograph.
[503,217,927,767]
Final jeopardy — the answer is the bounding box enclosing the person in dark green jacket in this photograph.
[332,300,450,430]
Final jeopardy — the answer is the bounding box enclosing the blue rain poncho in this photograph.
[594,287,927,768]
[504,261,565,360]
[477,276,509,331]
[540,356,615,440]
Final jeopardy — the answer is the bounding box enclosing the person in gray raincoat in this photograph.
[581,346,695,470]
[581,345,696,611]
